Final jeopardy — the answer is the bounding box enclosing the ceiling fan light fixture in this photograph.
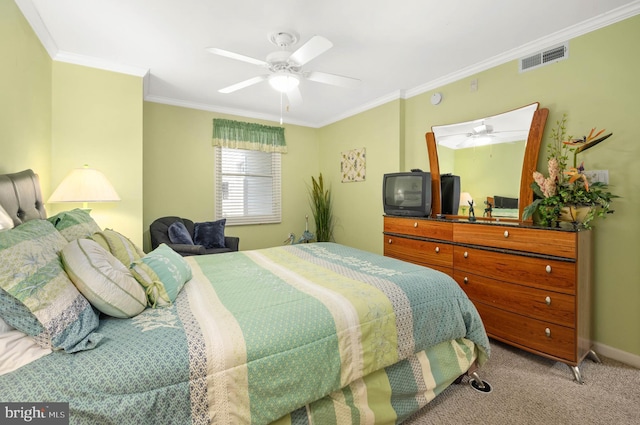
[473,124,493,134]
[269,73,300,92]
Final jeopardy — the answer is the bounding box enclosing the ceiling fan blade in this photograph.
[286,86,303,107]
[219,75,268,93]
[305,71,361,89]
[289,35,333,66]
[206,47,268,67]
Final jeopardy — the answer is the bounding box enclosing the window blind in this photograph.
[215,147,281,225]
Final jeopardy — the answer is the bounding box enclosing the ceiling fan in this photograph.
[467,124,494,138]
[207,31,361,105]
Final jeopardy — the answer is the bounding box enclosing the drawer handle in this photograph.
[545,328,551,338]
[545,265,552,273]
[545,296,551,305]
[463,277,469,284]
[464,251,468,258]
[413,222,418,228]
[435,246,440,253]
[388,239,392,244]
[504,230,509,238]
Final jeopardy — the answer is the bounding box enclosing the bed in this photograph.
[0,169,490,425]
[485,196,519,219]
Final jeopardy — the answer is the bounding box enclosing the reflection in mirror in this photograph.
[426,103,548,221]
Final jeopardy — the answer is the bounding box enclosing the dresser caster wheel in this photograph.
[469,372,492,393]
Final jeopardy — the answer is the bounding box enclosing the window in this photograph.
[215,147,281,225]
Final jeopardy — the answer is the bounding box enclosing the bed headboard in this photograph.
[0,169,47,226]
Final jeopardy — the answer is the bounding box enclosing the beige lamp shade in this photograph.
[49,166,120,206]
[459,192,473,207]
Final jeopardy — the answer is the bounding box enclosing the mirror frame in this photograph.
[425,104,549,221]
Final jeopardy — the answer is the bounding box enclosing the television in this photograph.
[383,171,432,217]
[440,174,461,215]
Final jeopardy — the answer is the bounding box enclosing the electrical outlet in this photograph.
[583,170,609,184]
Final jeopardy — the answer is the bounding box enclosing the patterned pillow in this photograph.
[130,244,192,308]
[168,221,194,245]
[90,229,145,267]
[194,219,226,249]
[0,219,102,352]
[61,239,147,318]
[47,208,101,242]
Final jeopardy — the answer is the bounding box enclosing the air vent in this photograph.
[519,42,568,72]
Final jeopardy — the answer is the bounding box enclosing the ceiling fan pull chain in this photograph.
[280,92,284,125]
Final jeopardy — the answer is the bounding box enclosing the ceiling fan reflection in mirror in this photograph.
[207,31,361,106]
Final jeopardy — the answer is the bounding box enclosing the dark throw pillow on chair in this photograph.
[193,219,226,249]
[168,221,194,245]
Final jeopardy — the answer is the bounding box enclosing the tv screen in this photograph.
[383,172,431,217]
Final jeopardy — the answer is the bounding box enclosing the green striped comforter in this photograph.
[0,243,489,424]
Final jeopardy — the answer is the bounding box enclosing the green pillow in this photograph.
[0,219,102,352]
[47,208,101,242]
[130,244,192,307]
[90,228,145,267]
[61,238,147,318]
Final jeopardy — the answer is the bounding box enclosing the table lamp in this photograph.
[459,192,473,216]
[48,165,120,209]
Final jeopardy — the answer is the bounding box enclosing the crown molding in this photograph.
[16,0,640,128]
[14,0,58,58]
[54,51,149,77]
[144,95,314,128]
[315,90,404,128]
[403,0,640,100]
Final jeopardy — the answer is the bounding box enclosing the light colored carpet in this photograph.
[404,339,640,425]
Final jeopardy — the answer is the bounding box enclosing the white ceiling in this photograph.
[15,0,640,128]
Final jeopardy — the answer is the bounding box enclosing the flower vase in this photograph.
[559,205,592,224]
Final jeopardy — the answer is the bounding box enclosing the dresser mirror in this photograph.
[426,102,549,221]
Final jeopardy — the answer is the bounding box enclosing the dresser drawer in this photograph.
[384,235,453,269]
[453,271,575,327]
[475,302,577,363]
[384,216,453,240]
[453,246,576,294]
[453,223,577,258]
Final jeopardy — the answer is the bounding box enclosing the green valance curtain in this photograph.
[212,119,287,153]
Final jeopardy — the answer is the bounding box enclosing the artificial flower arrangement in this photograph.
[523,114,618,229]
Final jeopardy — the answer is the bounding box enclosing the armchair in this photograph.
[150,216,239,256]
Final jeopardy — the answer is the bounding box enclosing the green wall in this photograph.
[142,102,320,251]
[318,101,402,252]
[50,62,144,246]
[1,2,144,246]
[0,0,51,185]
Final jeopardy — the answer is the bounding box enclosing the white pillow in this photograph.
[0,204,14,231]
[0,317,51,375]
[61,239,147,318]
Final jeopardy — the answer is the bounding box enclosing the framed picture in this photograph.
[341,148,366,183]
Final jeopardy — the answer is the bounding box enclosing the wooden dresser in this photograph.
[383,215,594,382]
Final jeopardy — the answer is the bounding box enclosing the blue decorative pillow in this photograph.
[168,221,194,245]
[194,219,226,249]
[130,244,192,307]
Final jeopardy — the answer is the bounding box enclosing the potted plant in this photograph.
[523,115,618,229]
[308,173,334,242]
